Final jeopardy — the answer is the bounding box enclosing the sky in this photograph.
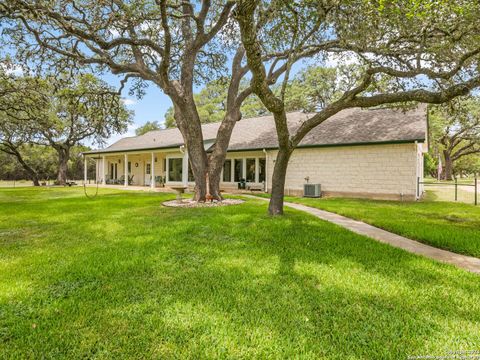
[101,73,172,147]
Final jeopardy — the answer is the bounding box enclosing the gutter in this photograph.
[83,138,425,156]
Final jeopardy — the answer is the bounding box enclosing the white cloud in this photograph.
[121,98,137,106]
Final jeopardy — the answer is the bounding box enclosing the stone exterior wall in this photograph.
[266,143,422,200]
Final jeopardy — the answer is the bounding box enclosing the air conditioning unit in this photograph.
[303,183,321,198]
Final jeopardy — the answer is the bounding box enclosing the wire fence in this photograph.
[418,176,478,205]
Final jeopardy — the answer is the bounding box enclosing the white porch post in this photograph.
[182,149,189,186]
[83,156,87,185]
[242,158,247,181]
[151,152,155,189]
[124,153,128,187]
[102,155,106,185]
[255,158,259,183]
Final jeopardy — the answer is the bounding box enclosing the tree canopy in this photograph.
[135,121,162,136]
[429,97,480,179]
[0,71,132,184]
[234,0,480,214]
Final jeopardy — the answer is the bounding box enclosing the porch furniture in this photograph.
[128,175,134,185]
[155,175,165,187]
[247,183,263,192]
[171,186,187,203]
[237,179,246,190]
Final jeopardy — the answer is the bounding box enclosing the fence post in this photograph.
[455,177,458,201]
[475,175,478,206]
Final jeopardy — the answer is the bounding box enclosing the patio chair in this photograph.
[128,175,134,185]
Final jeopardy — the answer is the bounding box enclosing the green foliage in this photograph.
[428,97,480,175]
[135,121,162,136]
[165,66,349,127]
[165,79,268,128]
[423,152,437,177]
[0,144,93,181]
[1,188,480,358]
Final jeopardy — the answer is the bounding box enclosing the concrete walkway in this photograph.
[248,196,480,274]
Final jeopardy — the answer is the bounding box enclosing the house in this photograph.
[83,106,428,200]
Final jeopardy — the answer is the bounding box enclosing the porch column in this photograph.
[151,152,155,189]
[242,158,247,181]
[124,153,128,187]
[182,150,189,186]
[255,158,260,183]
[102,155,106,185]
[83,156,87,185]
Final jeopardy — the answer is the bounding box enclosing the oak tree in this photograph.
[430,97,480,180]
[235,0,480,214]
[0,0,293,200]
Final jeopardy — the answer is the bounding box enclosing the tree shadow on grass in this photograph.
[1,196,480,358]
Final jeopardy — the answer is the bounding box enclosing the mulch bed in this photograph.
[162,198,245,208]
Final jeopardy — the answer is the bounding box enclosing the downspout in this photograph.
[414,140,420,200]
[263,148,268,193]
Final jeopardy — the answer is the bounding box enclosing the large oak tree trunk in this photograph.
[173,102,209,202]
[268,148,292,215]
[207,111,242,201]
[443,150,454,180]
[56,146,70,185]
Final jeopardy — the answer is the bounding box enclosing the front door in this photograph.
[145,162,151,186]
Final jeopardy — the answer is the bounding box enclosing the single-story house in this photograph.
[84,105,428,200]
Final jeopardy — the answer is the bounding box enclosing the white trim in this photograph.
[263,149,268,192]
[83,156,87,184]
[124,154,128,186]
[102,155,106,185]
[151,152,155,189]
[165,155,184,183]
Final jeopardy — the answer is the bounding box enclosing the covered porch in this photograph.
[83,147,189,190]
[83,148,268,192]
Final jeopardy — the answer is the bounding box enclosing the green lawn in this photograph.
[1,188,480,359]
[268,194,480,258]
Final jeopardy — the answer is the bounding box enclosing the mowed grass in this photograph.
[271,194,480,258]
[1,188,480,359]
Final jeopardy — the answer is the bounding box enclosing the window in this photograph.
[146,163,151,175]
[246,158,255,182]
[259,158,266,182]
[168,158,183,182]
[128,161,131,173]
[223,159,232,182]
[110,163,117,179]
[234,159,243,182]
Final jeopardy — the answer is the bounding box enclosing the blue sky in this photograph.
[100,73,173,146]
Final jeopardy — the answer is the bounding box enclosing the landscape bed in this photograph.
[1,188,479,359]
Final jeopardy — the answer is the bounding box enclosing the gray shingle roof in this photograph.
[86,106,427,154]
